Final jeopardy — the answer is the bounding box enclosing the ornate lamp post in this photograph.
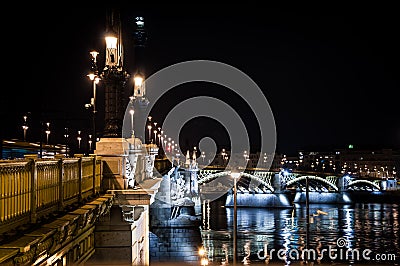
[22,115,28,142]
[100,15,130,138]
[77,131,82,151]
[64,127,69,157]
[153,130,157,145]
[133,73,144,95]
[45,122,51,144]
[130,72,148,141]
[39,121,50,158]
[129,109,135,137]
[88,50,100,153]
[88,134,93,152]
[147,124,152,144]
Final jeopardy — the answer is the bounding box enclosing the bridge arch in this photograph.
[241,172,274,193]
[198,171,231,185]
[347,180,381,191]
[197,171,275,193]
[286,175,339,191]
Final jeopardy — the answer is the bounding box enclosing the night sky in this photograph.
[1,4,399,155]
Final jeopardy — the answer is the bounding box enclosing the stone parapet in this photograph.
[0,194,114,265]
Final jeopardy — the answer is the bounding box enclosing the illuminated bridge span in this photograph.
[199,169,383,193]
[195,168,387,206]
[198,170,231,185]
[198,170,275,193]
[286,175,339,192]
[347,179,381,191]
[197,169,287,207]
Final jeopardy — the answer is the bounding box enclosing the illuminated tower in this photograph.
[101,8,130,137]
[133,16,147,70]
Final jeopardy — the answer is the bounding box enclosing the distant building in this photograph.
[206,149,283,171]
[338,148,398,179]
[195,145,399,179]
[297,146,399,179]
[296,150,341,173]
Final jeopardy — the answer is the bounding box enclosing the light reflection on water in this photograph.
[201,201,400,265]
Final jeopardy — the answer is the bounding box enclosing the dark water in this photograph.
[201,199,400,265]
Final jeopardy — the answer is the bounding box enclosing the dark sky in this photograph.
[1,4,399,155]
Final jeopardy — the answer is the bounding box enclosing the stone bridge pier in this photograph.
[87,136,161,265]
[148,163,203,264]
[86,193,154,265]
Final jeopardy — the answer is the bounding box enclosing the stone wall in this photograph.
[149,226,202,264]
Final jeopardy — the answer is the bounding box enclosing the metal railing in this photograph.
[0,155,102,234]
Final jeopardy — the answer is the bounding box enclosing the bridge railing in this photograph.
[0,155,102,234]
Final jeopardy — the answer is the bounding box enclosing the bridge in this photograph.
[0,154,396,265]
[194,168,387,207]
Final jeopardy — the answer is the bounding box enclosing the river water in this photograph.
[200,198,400,265]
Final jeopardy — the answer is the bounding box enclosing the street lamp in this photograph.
[129,109,135,137]
[198,247,206,257]
[88,50,100,153]
[221,148,226,166]
[39,121,49,158]
[230,171,241,265]
[243,150,249,168]
[133,73,144,97]
[199,246,208,266]
[147,124,152,143]
[88,134,93,152]
[153,130,157,144]
[45,122,51,144]
[64,127,69,157]
[77,130,82,151]
[22,115,28,142]
[105,31,118,66]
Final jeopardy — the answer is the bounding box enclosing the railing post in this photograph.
[92,155,96,196]
[29,158,37,224]
[58,156,64,211]
[77,156,83,203]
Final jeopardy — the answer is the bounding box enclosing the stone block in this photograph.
[94,230,135,247]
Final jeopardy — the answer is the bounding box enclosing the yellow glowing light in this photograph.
[198,247,206,256]
[105,36,117,49]
[90,51,99,61]
[200,258,209,265]
[134,74,143,86]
